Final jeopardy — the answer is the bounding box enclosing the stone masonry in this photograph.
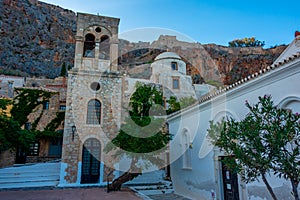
[61,13,122,185]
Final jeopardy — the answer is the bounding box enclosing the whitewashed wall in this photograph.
[168,57,300,200]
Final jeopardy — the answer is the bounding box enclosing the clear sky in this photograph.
[40,0,299,47]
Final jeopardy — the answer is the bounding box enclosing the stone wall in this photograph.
[62,71,123,184]
[0,149,15,168]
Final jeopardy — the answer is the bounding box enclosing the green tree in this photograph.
[228,37,265,47]
[166,96,196,114]
[60,62,67,77]
[179,96,197,109]
[0,99,34,152]
[166,96,180,114]
[0,98,11,111]
[104,82,172,190]
[208,95,300,200]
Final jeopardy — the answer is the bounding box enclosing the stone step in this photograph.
[0,171,59,177]
[0,175,59,183]
[0,162,60,189]
[135,188,174,195]
[126,170,166,185]
[0,180,59,189]
[0,163,60,172]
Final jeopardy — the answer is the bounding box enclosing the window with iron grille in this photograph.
[29,142,39,156]
[87,99,101,124]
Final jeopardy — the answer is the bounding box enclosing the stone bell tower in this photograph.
[74,13,119,72]
[60,13,122,186]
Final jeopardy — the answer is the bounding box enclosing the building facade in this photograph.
[168,35,300,200]
[60,13,123,186]
[59,13,211,186]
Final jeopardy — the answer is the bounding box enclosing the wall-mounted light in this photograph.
[71,125,76,141]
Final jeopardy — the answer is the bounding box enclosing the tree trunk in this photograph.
[108,158,141,191]
[291,181,299,200]
[261,173,278,200]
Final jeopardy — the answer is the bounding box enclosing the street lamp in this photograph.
[71,125,76,141]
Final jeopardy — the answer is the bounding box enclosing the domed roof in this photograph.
[154,52,181,61]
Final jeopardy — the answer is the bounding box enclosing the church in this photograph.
[168,33,300,199]
[59,13,210,186]
[59,12,300,200]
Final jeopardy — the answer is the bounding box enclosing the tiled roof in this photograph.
[198,53,300,104]
[14,86,58,93]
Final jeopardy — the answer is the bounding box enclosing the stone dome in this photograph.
[154,52,181,61]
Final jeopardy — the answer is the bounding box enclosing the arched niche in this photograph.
[278,96,300,112]
[99,35,110,60]
[83,33,96,58]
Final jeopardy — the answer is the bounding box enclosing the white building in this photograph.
[168,35,300,199]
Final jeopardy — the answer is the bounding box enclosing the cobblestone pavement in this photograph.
[148,193,192,200]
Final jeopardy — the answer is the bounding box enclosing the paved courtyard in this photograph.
[0,187,192,200]
[148,193,191,200]
[0,188,189,200]
[0,187,142,200]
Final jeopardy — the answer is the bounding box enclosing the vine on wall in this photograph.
[11,88,64,139]
[11,88,55,126]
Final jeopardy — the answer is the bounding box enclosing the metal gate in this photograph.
[221,157,239,200]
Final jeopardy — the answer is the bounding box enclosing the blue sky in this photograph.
[40,0,299,47]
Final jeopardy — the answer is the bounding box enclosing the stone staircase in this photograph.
[126,170,167,186]
[124,170,174,199]
[0,162,60,189]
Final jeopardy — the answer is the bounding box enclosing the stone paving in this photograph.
[148,193,192,200]
[0,187,142,200]
[0,187,194,200]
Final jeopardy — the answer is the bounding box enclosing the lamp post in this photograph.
[71,125,76,141]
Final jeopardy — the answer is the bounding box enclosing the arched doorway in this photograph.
[81,138,101,184]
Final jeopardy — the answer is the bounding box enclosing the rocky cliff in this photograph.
[0,0,287,84]
[203,44,287,85]
[0,0,76,78]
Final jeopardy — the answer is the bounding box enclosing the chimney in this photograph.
[295,31,300,38]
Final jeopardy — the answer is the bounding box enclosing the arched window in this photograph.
[87,99,101,124]
[83,34,95,58]
[99,35,110,60]
[182,130,191,169]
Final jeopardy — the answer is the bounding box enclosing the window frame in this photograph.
[172,77,180,90]
[182,131,192,169]
[43,101,49,110]
[171,62,178,71]
[86,99,102,125]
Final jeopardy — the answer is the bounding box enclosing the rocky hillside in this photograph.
[118,36,286,85]
[0,0,287,84]
[203,44,287,85]
[0,0,76,78]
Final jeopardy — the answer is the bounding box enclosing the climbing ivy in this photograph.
[11,88,55,126]
[10,88,64,140]
[45,112,65,132]
[1,88,66,152]
[31,109,44,130]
